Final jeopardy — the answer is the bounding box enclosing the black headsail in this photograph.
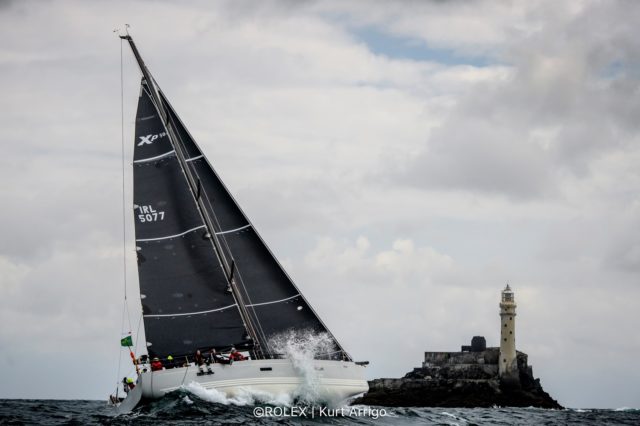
[159,92,350,360]
[123,35,350,361]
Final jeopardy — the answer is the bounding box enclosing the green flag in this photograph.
[120,335,133,347]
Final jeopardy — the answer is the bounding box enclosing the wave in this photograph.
[183,382,293,406]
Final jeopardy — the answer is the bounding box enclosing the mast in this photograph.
[120,34,263,357]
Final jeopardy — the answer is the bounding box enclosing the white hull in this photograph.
[138,359,367,403]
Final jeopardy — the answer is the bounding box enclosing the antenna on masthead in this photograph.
[115,24,131,39]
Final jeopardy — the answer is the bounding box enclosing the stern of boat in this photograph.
[109,375,143,414]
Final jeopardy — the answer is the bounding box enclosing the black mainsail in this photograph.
[124,35,349,361]
[133,83,248,358]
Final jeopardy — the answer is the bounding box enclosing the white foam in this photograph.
[184,382,231,405]
[183,382,292,406]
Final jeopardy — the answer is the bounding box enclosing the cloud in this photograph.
[298,236,487,376]
[399,117,555,198]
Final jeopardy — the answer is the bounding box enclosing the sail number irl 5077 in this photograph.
[137,205,165,223]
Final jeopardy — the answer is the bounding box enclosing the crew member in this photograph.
[194,350,204,366]
[195,349,205,374]
[122,377,130,394]
[208,348,219,363]
[150,357,163,371]
[229,347,246,362]
[209,348,230,365]
[166,355,175,369]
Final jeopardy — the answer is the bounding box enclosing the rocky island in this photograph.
[353,286,562,408]
[353,338,562,408]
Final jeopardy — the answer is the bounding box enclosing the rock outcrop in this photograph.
[352,348,562,408]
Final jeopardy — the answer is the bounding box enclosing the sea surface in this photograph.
[0,394,638,426]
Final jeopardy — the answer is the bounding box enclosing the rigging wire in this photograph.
[114,35,134,395]
[134,311,143,355]
[121,38,132,334]
[114,38,125,395]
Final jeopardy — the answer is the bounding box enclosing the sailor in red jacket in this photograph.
[150,357,163,371]
[229,347,246,361]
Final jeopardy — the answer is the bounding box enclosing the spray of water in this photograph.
[269,329,337,404]
[182,330,339,407]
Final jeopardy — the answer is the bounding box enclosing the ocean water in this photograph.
[0,394,638,426]
[4,334,635,425]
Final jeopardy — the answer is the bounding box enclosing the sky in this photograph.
[0,0,639,409]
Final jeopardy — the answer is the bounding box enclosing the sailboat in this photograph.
[110,34,368,412]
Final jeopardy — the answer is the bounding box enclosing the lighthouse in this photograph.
[499,284,519,385]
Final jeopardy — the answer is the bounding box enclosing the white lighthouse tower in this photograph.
[499,284,519,384]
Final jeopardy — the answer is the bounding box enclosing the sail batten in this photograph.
[135,225,206,242]
[144,303,238,318]
[245,294,301,307]
[133,150,176,164]
[215,224,252,235]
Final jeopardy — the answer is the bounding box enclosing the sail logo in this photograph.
[137,205,165,223]
[138,132,167,146]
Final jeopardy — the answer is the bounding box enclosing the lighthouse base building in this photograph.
[354,284,562,408]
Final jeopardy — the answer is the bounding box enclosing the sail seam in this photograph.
[133,150,176,163]
[215,224,251,235]
[245,294,300,308]
[144,303,238,318]
[136,225,206,242]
